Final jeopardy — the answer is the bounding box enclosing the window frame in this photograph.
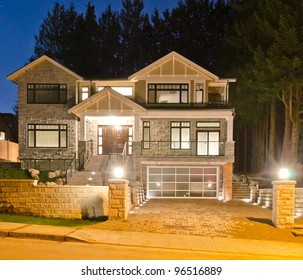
[170,121,190,150]
[148,84,189,104]
[27,124,68,148]
[27,83,67,104]
[142,121,150,149]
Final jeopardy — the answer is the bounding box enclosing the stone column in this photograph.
[272,180,296,229]
[223,162,233,201]
[108,179,129,220]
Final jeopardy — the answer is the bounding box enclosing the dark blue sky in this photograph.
[0,0,179,113]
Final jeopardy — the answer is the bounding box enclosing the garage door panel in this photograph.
[147,166,219,198]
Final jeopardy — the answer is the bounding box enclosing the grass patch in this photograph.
[0,168,64,183]
[0,169,31,180]
[0,213,107,227]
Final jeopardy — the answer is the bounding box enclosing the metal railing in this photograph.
[78,140,93,170]
[140,141,226,157]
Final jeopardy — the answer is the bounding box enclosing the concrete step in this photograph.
[67,171,103,186]
[85,155,109,171]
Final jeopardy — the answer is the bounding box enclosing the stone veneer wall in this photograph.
[0,179,108,219]
[17,60,78,161]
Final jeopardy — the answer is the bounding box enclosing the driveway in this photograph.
[89,199,303,243]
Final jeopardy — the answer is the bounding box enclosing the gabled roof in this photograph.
[7,55,83,82]
[68,87,147,117]
[128,51,219,81]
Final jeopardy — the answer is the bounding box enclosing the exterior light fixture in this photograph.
[113,167,124,179]
[279,168,289,180]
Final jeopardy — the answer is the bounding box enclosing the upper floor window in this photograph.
[148,84,188,104]
[142,121,150,149]
[171,121,190,149]
[27,84,67,104]
[195,83,204,103]
[97,86,133,96]
[81,86,89,101]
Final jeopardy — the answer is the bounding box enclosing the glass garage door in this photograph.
[147,166,219,198]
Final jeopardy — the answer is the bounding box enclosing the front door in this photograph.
[98,125,131,155]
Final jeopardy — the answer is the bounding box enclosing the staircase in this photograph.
[67,155,109,186]
[232,182,250,200]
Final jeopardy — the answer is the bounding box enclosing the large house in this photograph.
[7,51,235,200]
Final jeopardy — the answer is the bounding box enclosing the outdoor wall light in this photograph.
[113,167,124,178]
[279,168,289,180]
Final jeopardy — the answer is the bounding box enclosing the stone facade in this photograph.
[17,61,78,161]
[0,179,108,219]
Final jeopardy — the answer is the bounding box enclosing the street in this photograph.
[0,237,292,260]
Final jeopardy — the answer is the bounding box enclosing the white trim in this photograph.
[7,55,83,82]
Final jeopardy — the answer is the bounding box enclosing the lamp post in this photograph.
[272,168,296,229]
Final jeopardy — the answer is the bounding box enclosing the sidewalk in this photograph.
[1,221,303,259]
[1,199,303,259]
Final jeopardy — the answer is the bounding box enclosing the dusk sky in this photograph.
[0,0,179,114]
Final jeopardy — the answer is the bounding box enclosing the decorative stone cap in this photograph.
[108,179,129,184]
[272,180,296,185]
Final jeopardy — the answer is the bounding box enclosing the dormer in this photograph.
[129,51,235,107]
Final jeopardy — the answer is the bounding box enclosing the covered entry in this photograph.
[147,166,219,198]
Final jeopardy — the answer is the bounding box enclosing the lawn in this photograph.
[0,168,64,183]
[0,213,106,227]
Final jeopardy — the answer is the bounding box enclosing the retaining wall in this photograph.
[0,179,108,219]
[254,187,303,217]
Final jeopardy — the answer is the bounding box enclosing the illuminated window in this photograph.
[0,131,5,140]
[27,84,67,104]
[81,86,89,100]
[148,84,188,104]
[142,121,150,149]
[171,121,190,149]
[28,124,67,148]
[97,86,132,96]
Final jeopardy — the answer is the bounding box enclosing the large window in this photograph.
[28,124,67,148]
[148,84,188,104]
[171,121,190,149]
[27,84,67,104]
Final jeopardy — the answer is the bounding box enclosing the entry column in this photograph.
[272,180,296,229]
[108,179,129,220]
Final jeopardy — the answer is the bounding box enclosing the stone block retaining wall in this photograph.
[0,179,108,219]
[252,187,303,217]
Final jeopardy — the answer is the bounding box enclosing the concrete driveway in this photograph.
[89,199,303,243]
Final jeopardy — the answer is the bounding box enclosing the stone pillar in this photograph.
[272,180,296,229]
[223,162,233,201]
[108,179,129,220]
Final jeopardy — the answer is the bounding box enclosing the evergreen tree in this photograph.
[228,0,303,173]
[98,5,121,78]
[119,0,153,75]
[74,2,100,78]
[31,2,79,71]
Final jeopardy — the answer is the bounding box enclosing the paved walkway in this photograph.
[1,199,303,259]
[88,199,303,243]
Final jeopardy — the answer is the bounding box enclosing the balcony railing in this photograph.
[140,141,226,157]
